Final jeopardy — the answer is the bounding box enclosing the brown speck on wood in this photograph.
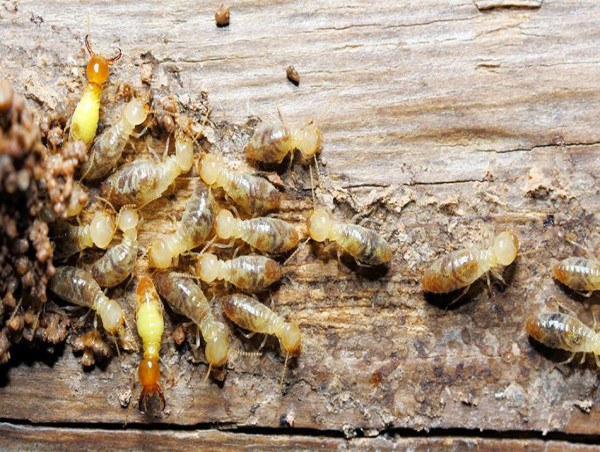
[215,3,230,27]
[286,65,300,86]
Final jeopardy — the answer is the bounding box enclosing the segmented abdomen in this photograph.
[240,218,299,254]
[334,223,392,265]
[552,257,600,292]
[526,312,595,353]
[179,183,215,250]
[155,272,211,326]
[422,248,483,293]
[224,255,282,292]
[49,223,89,261]
[100,160,170,207]
[49,266,102,310]
[223,172,281,214]
[90,237,137,288]
[82,120,129,181]
[245,125,292,163]
[221,294,278,334]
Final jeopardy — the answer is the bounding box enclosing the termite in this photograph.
[198,153,281,214]
[50,209,116,261]
[81,97,149,181]
[149,182,215,269]
[526,311,600,367]
[214,209,299,254]
[196,253,282,292]
[155,272,229,377]
[245,120,321,165]
[90,207,139,287]
[135,277,165,411]
[69,34,121,146]
[221,293,301,385]
[307,208,392,266]
[421,230,519,296]
[553,257,600,297]
[99,139,194,207]
[49,266,125,337]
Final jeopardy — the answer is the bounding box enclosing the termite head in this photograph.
[196,253,220,283]
[493,231,519,266]
[215,209,237,240]
[294,122,322,158]
[205,325,229,368]
[308,208,333,242]
[118,207,139,233]
[198,154,224,186]
[84,35,121,86]
[138,357,165,411]
[123,98,148,127]
[90,210,115,249]
[280,322,302,357]
[175,130,194,173]
[99,298,125,337]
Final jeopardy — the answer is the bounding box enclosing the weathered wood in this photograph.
[0,422,598,452]
[1,0,600,447]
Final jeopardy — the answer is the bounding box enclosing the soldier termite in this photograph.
[155,272,229,379]
[214,209,300,254]
[50,208,116,261]
[149,182,215,269]
[81,97,149,181]
[135,277,166,411]
[526,311,600,367]
[48,266,126,338]
[196,253,283,293]
[198,153,281,214]
[69,34,121,146]
[99,141,194,207]
[90,207,139,287]
[221,293,301,388]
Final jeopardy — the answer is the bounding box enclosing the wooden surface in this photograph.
[2,0,600,450]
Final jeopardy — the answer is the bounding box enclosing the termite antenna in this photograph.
[202,363,212,383]
[279,352,290,394]
[314,95,336,126]
[309,165,316,208]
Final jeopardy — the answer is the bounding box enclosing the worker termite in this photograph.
[222,293,301,387]
[99,140,194,207]
[196,253,283,293]
[198,153,281,214]
[214,209,300,254]
[526,311,600,367]
[90,207,139,287]
[307,208,392,266]
[552,257,600,297]
[81,97,149,181]
[245,119,321,165]
[149,182,215,269]
[421,229,519,297]
[69,34,121,146]
[155,272,229,377]
[135,277,165,411]
[50,209,116,261]
[48,266,126,338]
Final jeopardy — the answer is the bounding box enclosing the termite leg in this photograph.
[445,285,471,311]
[279,352,290,394]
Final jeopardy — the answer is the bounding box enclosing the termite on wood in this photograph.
[196,253,282,293]
[49,266,126,338]
[553,257,600,297]
[149,182,215,269]
[198,153,281,214]
[135,277,165,411]
[527,311,600,367]
[214,209,299,254]
[81,97,149,181]
[69,34,121,146]
[155,272,229,378]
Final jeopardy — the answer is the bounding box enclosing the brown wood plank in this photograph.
[1,0,600,441]
[0,423,599,452]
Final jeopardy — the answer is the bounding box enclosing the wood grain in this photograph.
[1,0,600,447]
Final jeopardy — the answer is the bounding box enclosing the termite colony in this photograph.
[0,32,393,414]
